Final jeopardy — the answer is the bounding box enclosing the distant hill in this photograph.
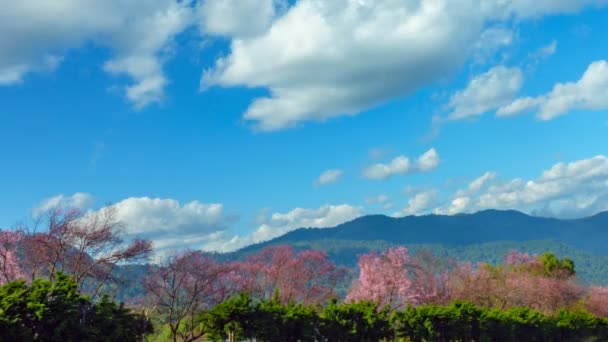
[225,210,608,284]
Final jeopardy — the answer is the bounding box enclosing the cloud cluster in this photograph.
[0,0,194,108]
[45,196,362,253]
[498,60,608,120]
[202,0,494,130]
[363,148,439,180]
[93,197,235,253]
[202,0,604,130]
[2,0,604,126]
[434,155,608,218]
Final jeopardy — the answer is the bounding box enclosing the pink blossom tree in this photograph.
[346,247,422,310]
[230,245,345,305]
[584,286,608,317]
[450,250,583,313]
[0,230,24,284]
[144,250,226,342]
[20,207,152,297]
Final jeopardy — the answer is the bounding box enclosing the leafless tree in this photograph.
[20,207,152,298]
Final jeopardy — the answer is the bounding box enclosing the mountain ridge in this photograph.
[237,209,607,254]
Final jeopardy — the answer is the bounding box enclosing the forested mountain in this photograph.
[225,210,608,284]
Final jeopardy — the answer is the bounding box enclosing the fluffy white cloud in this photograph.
[202,204,363,252]
[417,148,440,171]
[435,155,608,218]
[94,197,235,252]
[448,66,523,120]
[363,148,440,180]
[201,0,604,130]
[498,60,608,119]
[202,0,496,130]
[394,190,439,217]
[34,192,95,215]
[197,0,284,38]
[314,169,343,186]
[0,0,193,107]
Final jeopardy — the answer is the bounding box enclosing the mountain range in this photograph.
[224,210,608,284]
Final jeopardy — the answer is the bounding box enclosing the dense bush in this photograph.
[0,273,151,341]
[197,294,608,342]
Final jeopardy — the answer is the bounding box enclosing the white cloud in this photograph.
[197,0,284,38]
[202,0,496,131]
[202,204,363,252]
[498,60,608,119]
[363,148,440,180]
[94,197,235,252]
[34,192,95,215]
[417,148,440,171]
[448,65,524,120]
[464,171,497,195]
[364,156,411,180]
[434,155,608,218]
[1,0,603,123]
[0,0,193,107]
[314,169,343,186]
[496,96,542,117]
[394,190,439,217]
[200,0,605,130]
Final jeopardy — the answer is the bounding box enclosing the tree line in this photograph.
[1,207,608,341]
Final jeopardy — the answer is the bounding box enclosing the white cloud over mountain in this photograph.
[433,155,608,219]
[201,204,363,252]
[93,197,235,253]
[394,189,439,217]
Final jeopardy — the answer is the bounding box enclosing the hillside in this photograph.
[226,210,608,284]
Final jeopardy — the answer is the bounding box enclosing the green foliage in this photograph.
[540,252,576,277]
[392,301,483,342]
[319,299,391,342]
[199,293,257,342]
[200,293,320,342]
[0,273,150,341]
[391,302,608,342]
[198,295,608,342]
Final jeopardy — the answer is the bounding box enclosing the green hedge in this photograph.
[199,295,608,342]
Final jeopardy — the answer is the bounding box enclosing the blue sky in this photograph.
[1,0,607,253]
